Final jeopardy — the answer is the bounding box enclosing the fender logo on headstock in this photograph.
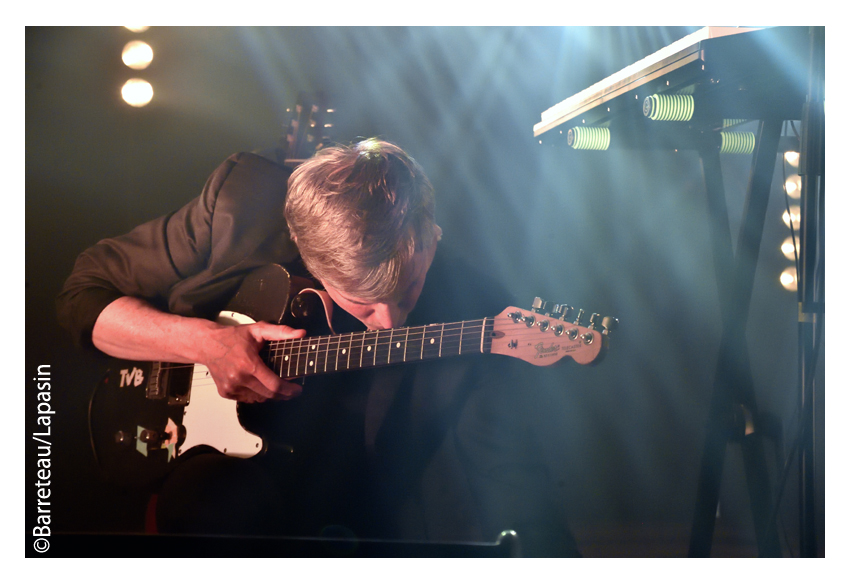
[534,342,561,358]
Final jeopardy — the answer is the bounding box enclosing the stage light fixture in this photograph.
[779,267,798,291]
[782,205,801,231]
[719,131,755,154]
[121,78,153,107]
[784,176,801,198]
[781,236,799,261]
[567,126,610,150]
[784,151,800,167]
[122,40,153,70]
[643,94,694,121]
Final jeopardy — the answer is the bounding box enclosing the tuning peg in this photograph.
[573,308,585,325]
[588,313,601,331]
[531,297,548,314]
[601,316,619,335]
[553,304,574,321]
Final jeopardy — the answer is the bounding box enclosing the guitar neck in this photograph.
[265,318,494,377]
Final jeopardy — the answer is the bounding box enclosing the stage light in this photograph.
[781,236,799,261]
[643,94,693,121]
[784,151,800,167]
[122,40,153,70]
[121,78,153,107]
[567,126,610,150]
[782,205,801,231]
[124,26,149,33]
[779,267,797,291]
[719,131,755,154]
[784,176,801,198]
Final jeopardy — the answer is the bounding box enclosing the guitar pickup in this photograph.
[145,362,192,405]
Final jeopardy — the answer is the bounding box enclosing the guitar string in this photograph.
[266,319,597,376]
[265,318,591,351]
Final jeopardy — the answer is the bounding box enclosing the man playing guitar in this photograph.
[58,139,582,555]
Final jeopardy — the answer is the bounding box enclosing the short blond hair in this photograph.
[284,139,437,301]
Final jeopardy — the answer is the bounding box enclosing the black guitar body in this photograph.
[88,265,320,488]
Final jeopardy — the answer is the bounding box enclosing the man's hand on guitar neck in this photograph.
[92,296,307,403]
[200,320,306,403]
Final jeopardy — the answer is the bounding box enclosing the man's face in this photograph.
[322,232,438,330]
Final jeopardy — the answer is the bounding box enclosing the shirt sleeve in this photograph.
[55,153,242,347]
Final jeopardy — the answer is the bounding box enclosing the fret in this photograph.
[295,337,309,376]
[346,332,354,370]
[284,339,293,377]
[407,325,425,362]
[458,321,464,355]
[365,330,378,367]
[334,334,341,371]
[275,340,285,377]
[322,335,331,373]
[420,326,425,360]
[344,332,358,371]
[403,327,410,362]
[314,339,324,372]
[336,335,348,371]
[307,339,317,374]
[421,324,441,360]
[387,328,406,365]
[481,317,493,354]
[356,331,366,369]
[375,329,392,365]
[328,335,342,373]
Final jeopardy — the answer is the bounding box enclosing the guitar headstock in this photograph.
[490,297,617,366]
[283,91,334,165]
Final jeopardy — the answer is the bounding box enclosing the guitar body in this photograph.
[88,265,320,487]
[90,358,189,487]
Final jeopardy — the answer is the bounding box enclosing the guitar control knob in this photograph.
[291,292,322,321]
[138,429,159,444]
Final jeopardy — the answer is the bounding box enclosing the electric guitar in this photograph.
[88,264,617,487]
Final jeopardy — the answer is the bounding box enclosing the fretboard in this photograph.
[265,318,494,378]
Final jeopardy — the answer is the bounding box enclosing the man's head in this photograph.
[285,139,440,329]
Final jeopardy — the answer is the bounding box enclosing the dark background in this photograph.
[25,26,825,557]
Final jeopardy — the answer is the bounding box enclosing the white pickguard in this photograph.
[177,311,264,458]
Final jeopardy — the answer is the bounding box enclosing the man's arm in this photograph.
[57,153,301,404]
[93,296,306,403]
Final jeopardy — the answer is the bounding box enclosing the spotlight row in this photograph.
[779,151,800,292]
[120,26,154,107]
